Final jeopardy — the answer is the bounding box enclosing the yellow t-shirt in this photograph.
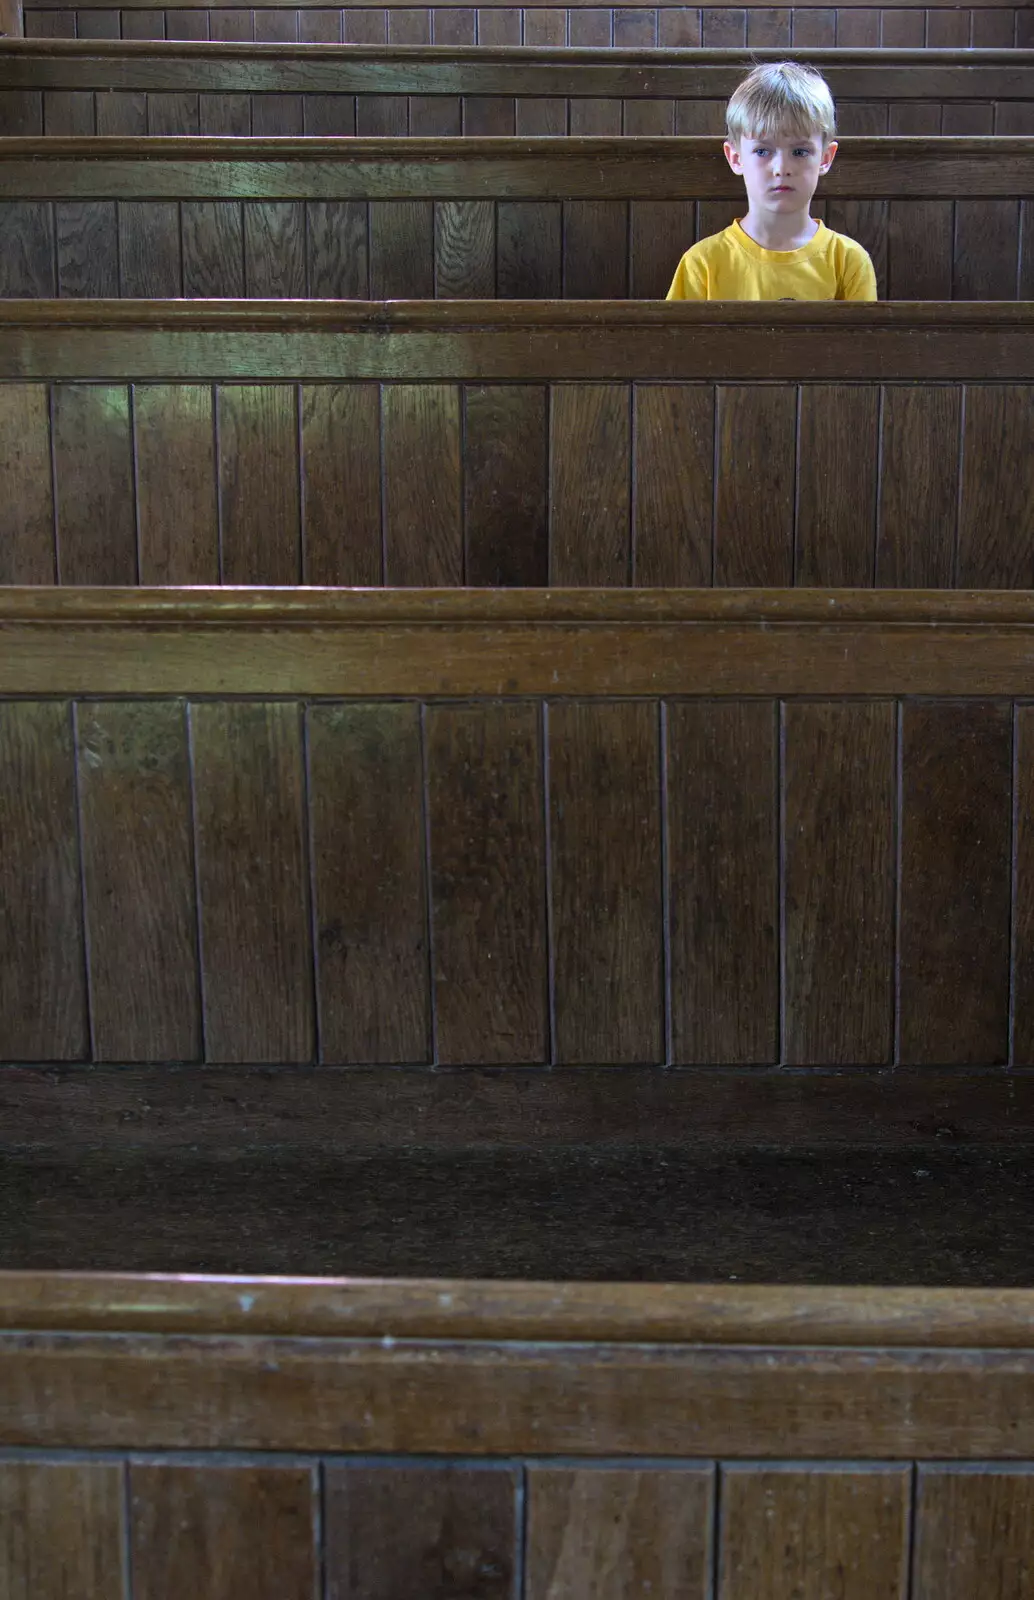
[666,219,878,302]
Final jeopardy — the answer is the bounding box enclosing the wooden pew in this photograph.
[2,300,1034,588]
[2,41,1034,139]
[1,134,1031,300]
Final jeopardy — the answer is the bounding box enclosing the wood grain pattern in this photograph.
[0,1461,126,1600]
[796,384,879,585]
[182,200,244,298]
[784,701,895,1065]
[191,700,314,1063]
[550,383,630,586]
[428,702,547,1064]
[668,700,777,1065]
[464,383,548,586]
[218,383,301,583]
[899,699,1011,1066]
[958,384,1034,588]
[888,199,952,298]
[369,199,433,297]
[55,200,117,298]
[76,700,201,1063]
[1012,705,1034,1066]
[135,383,218,584]
[564,201,628,299]
[634,383,712,587]
[323,1464,519,1600]
[497,201,561,299]
[300,382,381,584]
[715,385,794,586]
[199,90,251,134]
[913,1468,1034,1599]
[0,701,86,1060]
[51,383,135,584]
[118,201,181,298]
[720,1467,911,1600]
[382,383,462,585]
[0,202,54,296]
[954,199,1020,300]
[876,385,962,588]
[147,90,199,134]
[549,700,662,1064]
[526,1466,713,1600]
[0,382,54,582]
[244,201,306,297]
[251,91,304,135]
[306,200,367,297]
[130,1464,316,1600]
[435,199,495,297]
[631,199,694,299]
[307,701,430,1064]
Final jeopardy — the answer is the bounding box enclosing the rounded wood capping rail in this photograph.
[0,40,1028,59]
[3,1273,1034,1345]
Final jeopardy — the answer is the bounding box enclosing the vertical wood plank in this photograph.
[958,385,1034,588]
[131,1465,316,1600]
[784,702,895,1066]
[720,1467,910,1600]
[244,202,306,297]
[899,700,1011,1066]
[563,201,629,298]
[668,701,778,1066]
[614,6,655,43]
[876,385,961,588]
[464,384,548,586]
[122,12,166,38]
[746,6,789,44]
[301,384,381,585]
[914,1468,1034,1600]
[550,700,663,1064]
[881,7,923,44]
[516,96,566,136]
[44,90,94,134]
[324,1464,518,1600]
[701,6,745,43]
[192,701,314,1064]
[182,202,245,297]
[77,701,201,1063]
[832,8,880,42]
[463,95,515,135]
[0,202,55,295]
[303,95,354,136]
[147,92,199,134]
[927,8,969,44]
[888,200,952,298]
[434,200,495,298]
[796,385,879,586]
[433,3,476,39]
[369,201,433,298]
[356,94,407,135]
[497,202,562,298]
[52,384,135,584]
[715,386,795,586]
[428,703,547,1065]
[634,384,712,587]
[825,198,888,295]
[382,384,462,585]
[1008,706,1034,1065]
[630,201,694,298]
[0,383,55,582]
[954,201,1020,300]
[523,7,565,41]
[527,1467,713,1600]
[55,201,117,297]
[659,7,701,44]
[973,7,1014,45]
[0,91,43,136]
[387,7,429,40]
[0,1461,126,1600]
[307,202,367,298]
[550,383,631,586]
[135,383,218,584]
[0,702,87,1060]
[200,92,251,135]
[118,201,181,297]
[251,93,304,136]
[478,6,520,42]
[308,702,430,1065]
[571,97,622,135]
[218,384,301,584]
[791,6,836,41]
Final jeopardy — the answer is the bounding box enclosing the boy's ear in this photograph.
[723,139,743,173]
[819,139,838,174]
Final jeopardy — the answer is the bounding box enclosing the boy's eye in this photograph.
[753,147,768,155]
[794,148,812,157]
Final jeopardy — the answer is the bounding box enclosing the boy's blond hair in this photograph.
[726,61,836,144]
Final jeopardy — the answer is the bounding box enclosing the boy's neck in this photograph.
[738,205,821,252]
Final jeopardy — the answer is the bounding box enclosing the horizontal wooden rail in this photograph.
[3,135,1030,199]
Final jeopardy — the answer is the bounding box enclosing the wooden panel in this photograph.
[955,200,1020,300]
[135,383,218,584]
[308,702,429,1064]
[899,700,1011,1066]
[382,383,462,585]
[882,7,924,43]
[914,1468,1034,1600]
[797,384,879,586]
[959,385,1034,588]
[497,201,561,299]
[715,386,795,586]
[784,702,895,1065]
[244,202,306,297]
[301,383,380,584]
[668,700,777,1065]
[974,7,1015,45]
[182,201,244,298]
[888,200,952,298]
[0,1461,125,1600]
[44,89,93,135]
[564,201,628,299]
[571,97,622,136]
[463,96,515,136]
[77,701,200,1063]
[218,384,301,583]
[0,202,54,296]
[523,8,566,43]
[388,8,429,42]
[549,700,662,1064]
[435,200,494,298]
[0,701,86,1060]
[55,201,117,297]
[550,383,630,586]
[634,383,712,587]
[826,198,888,295]
[527,1467,713,1600]
[147,92,199,135]
[191,701,314,1063]
[0,91,43,137]
[52,384,135,584]
[659,8,701,45]
[719,1467,910,1600]
[927,8,971,43]
[877,385,961,588]
[516,96,566,136]
[358,96,409,136]
[199,92,251,135]
[1013,706,1034,1066]
[130,1464,316,1600]
[630,200,694,300]
[323,1464,518,1600]
[702,6,745,44]
[118,201,181,297]
[434,5,476,42]
[478,8,521,44]
[369,200,433,298]
[790,8,837,42]
[251,93,304,136]
[307,201,367,298]
[303,94,354,137]
[464,384,548,586]
[0,383,54,582]
[747,6,790,43]
[428,702,547,1064]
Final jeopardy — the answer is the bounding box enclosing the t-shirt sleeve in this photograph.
[666,248,708,301]
[838,242,878,302]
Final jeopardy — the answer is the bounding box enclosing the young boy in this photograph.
[667,62,877,301]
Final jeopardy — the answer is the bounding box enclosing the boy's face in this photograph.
[724,127,837,216]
